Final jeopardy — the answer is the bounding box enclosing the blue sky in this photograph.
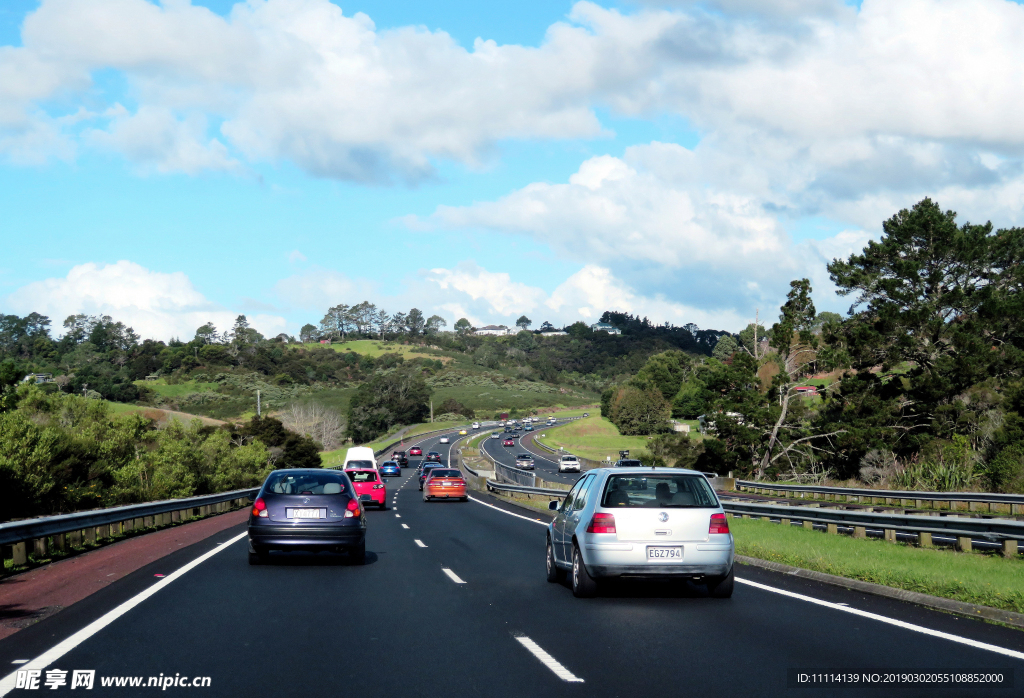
[3,0,1024,340]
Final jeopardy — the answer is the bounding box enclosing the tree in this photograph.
[425,315,447,335]
[635,350,691,401]
[407,308,425,336]
[712,335,738,361]
[454,318,472,336]
[299,323,318,343]
[539,321,554,332]
[607,385,670,435]
[346,369,431,442]
[194,323,219,345]
[516,315,532,330]
[769,279,818,376]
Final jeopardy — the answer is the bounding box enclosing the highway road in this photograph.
[481,422,584,486]
[2,427,1023,697]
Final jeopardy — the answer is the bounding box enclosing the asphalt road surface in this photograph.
[2,427,1023,697]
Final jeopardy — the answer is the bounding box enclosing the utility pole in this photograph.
[257,390,261,417]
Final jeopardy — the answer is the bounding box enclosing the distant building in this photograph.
[590,322,621,335]
[539,330,568,337]
[22,373,53,384]
[474,325,513,336]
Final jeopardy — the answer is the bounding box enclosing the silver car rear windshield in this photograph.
[265,472,349,495]
[601,474,718,508]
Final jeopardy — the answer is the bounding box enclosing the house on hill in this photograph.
[590,322,621,335]
[474,325,512,336]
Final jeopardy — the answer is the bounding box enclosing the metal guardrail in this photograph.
[735,480,1024,511]
[722,499,1022,556]
[494,461,536,487]
[0,487,259,564]
[485,480,570,497]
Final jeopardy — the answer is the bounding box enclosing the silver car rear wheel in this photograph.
[546,537,565,583]
[571,543,597,597]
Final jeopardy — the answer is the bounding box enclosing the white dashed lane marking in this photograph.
[414,539,427,548]
[442,568,465,584]
[515,636,584,683]
[401,524,409,529]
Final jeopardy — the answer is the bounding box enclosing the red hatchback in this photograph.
[503,438,515,447]
[345,468,387,509]
[409,447,423,456]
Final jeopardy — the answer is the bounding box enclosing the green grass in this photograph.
[134,379,219,398]
[432,385,594,415]
[731,516,1024,614]
[535,415,655,462]
[299,340,441,360]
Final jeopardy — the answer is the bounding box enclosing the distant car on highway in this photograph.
[524,425,534,432]
[502,438,515,447]
[515,454,535,470]
[418,462,445,490]
[423,468,467,501]
[409,447,423,457]
[558,455,581,473]
[345,467,387,510]
[392,451,408,466]
[247,468,365,565]
[459,429,468,435]
[613,458,644,468]
[545,467,734,598]
[490,432,501,439]
[380,461,401,478]
[439,436,450,444]
[426,451,442,462]
[342,446,376,471]
[583,413,589,417]
[472,422,480,429]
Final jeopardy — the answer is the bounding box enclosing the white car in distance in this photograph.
[558,454,581,473]
[439,436,450,444]
[472,422,481,429]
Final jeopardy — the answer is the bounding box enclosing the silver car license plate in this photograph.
[288,508,320,519]
[647,546,682,560]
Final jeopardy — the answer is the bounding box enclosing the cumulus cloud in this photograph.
[4,260,286,341]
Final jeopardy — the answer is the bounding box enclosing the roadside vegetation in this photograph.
[731,517,1024,614]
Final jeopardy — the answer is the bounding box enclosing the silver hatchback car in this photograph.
[546,467,734,598]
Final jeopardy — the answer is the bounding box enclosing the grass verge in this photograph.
[535,415,654,462]
[731,516,1024,614]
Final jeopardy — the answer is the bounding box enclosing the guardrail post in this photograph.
[32,538,47,558]
[956,536,972,552]
[123,518,133,533]
[53,533,66,553]
[884,529,896,542]
[69,530,82,548]
[1002,539,1018,558]
[919,532,933,547]
[84,527,96,544]
[802,520,813,530]
[11,542,27,566]
[952,500,966,512]
[1013,504,1023,515]
[143,516,153,528]
[133,517,144,530]
[780,517,790,527]
[852,526,866,539]
[826,523,838,535]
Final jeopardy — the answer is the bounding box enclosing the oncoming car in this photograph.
[423,468,467,501]
[247,469,365,565]
[515,453,535,469]
[345,468,387,510]
[545,467,734,598]
[380,461,401,478]
[439,436,450,444]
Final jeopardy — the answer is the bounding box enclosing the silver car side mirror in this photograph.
[549,500,559,510]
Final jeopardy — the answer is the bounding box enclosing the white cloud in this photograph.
[5,260,286,341]
[275,267,368,311]
[427,262,546,316]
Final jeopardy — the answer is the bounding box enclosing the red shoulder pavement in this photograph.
[0,509,248,640]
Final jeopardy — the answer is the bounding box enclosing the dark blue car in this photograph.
[380,461,401,477]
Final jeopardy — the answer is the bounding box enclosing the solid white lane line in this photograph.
[467,496,547,525]
[9,662,27,665]
[442,568,465,584]
[515,636,584,683]
[414,539,427,548]
[736,578,1024,661]
[401,524,409,529]
[0,531,248,697]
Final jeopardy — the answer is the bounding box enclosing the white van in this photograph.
[343,446,377,470]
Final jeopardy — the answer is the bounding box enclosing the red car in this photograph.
[502,438,515,447]
[345,468,387,509]
[423,468,467,502]
[409,447,423,456]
